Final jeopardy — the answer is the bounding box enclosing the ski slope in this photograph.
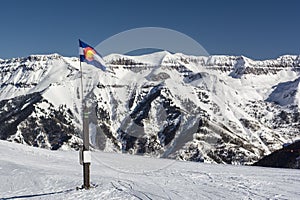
[0,140,299,199]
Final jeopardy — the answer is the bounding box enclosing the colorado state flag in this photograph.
[79,39,106,71]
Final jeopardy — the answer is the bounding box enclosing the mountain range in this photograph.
[0,52,299,165]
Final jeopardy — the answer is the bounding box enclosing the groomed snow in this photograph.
[1,140,299,199]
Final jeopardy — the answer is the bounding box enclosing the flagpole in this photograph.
[80,56,91,189]
[79,39,105,190]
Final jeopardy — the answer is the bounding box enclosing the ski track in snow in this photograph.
[1,141,300,200]
[1,53,300,199]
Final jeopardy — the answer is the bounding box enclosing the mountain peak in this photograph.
[0,52,300,165]
[105,51,172,66]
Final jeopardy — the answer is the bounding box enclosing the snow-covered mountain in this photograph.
[0,52,299,165]
[1,140,299,199]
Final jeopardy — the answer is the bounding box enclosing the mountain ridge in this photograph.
[0,52,299,165]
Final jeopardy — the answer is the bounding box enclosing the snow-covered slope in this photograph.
[1,140,299,199]
[0,52,299,165]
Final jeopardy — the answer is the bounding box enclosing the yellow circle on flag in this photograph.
[84,47,96,61]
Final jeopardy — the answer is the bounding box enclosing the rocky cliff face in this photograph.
[253,140,300,169]
[0,52,299,164]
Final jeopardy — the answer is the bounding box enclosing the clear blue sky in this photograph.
[0,0,299,59]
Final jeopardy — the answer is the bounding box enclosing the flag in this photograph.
[79,39,106,71]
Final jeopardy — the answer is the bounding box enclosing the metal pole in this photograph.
[80,58,90,189]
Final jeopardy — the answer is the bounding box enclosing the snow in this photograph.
[105,51,170,66]
[1,52,300,198]
[0,52,300,165]
[266,77,300,106]
[0,140,299,200]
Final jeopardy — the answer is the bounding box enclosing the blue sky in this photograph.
[0,0,299,59]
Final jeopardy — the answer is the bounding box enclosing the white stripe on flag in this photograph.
[79,47,84,55]
[93,53,106,66]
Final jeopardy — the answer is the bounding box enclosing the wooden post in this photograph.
[83,105,90,189]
